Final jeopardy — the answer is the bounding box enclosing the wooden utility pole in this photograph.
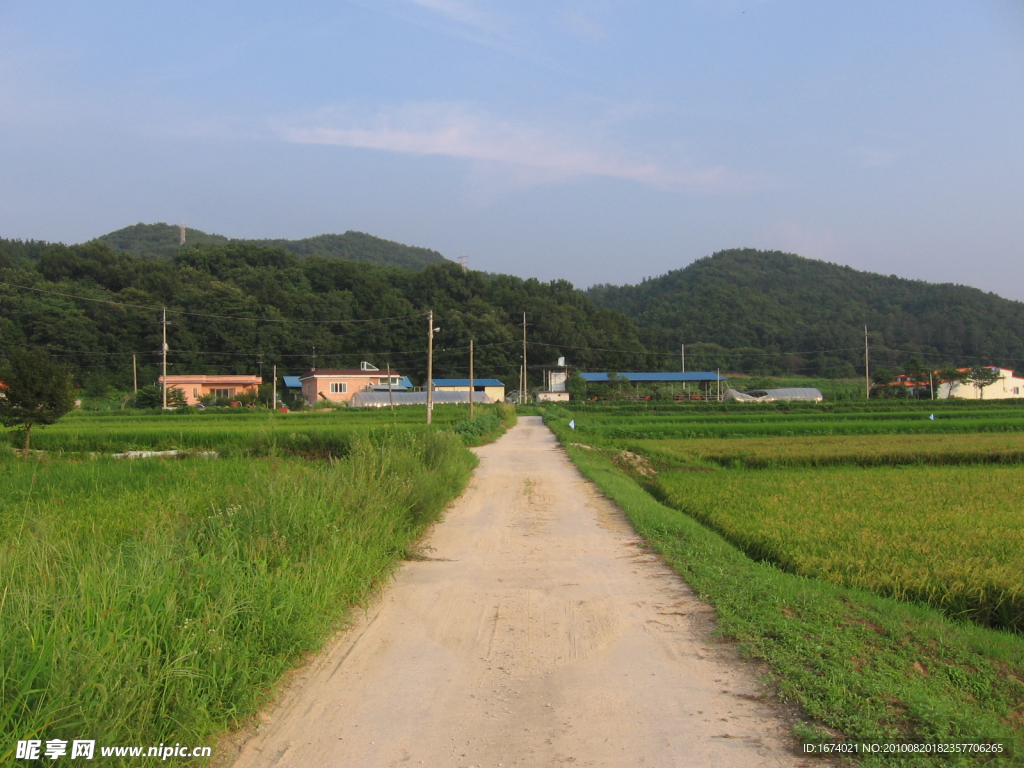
[161,307,168,410]
[469,339,474,420]
[132,354,137,394]
[272,365,277,410]
[521,312,527,403]
[681,344,685,373]
[387,362,394,412]
[427,311,435,424]
[864,325,870,400]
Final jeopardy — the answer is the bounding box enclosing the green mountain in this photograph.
[0,238,650,393]
[586,249,1024,377]
[94,223,448,269]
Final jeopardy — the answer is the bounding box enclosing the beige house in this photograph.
[299,365,404,403]
[937,367,1024,400]
[431,378,506,403]
[158,374,262,405]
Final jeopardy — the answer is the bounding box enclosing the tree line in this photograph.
[0,238,653,398]
[587,248,1024,377]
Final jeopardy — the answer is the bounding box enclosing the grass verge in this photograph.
[560,442,1024,765]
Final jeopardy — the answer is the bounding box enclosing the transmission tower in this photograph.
[179,220,186,247]
[458,253,467,272]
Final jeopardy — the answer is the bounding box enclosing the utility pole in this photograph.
[681,344,685,373]
[312,345,316,370]
[864,325,870,400]
[161,307,168,410]
[717,369,721,402]
[132,354,137,394]
[930,370,935,400]
[427,311,435,425]
[521,312,528,404]
[387,362,394,413]
[469,339,474,420]
[272,365,277,410]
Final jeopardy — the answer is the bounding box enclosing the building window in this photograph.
[330,382,348,394]
[214,389,232,398]
[193,389,199,398]
[391,377,401,385]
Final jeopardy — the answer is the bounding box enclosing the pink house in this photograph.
[299,366,404,403]
[158,374,262,405]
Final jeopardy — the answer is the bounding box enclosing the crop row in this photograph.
[632,432,1024,468]
[5,405,494,453]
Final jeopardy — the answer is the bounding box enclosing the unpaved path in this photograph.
[230,417,802,767]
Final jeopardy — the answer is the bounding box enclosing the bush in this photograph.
[452,414,501,442]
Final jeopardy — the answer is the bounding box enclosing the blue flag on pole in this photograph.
[929,414,935,420]
[569,419,576,430]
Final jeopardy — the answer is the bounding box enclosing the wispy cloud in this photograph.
[401,0,489,28]
[276,102,747,190]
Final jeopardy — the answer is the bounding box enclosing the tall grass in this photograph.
[0,430,475,764]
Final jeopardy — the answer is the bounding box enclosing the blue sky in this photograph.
[2,1,1023,298]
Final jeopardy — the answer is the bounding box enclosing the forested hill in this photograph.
[95,223,449,269]
[585,249,1024,377]
[0,238,650,393]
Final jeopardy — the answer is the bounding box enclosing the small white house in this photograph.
[937,367,1024,400]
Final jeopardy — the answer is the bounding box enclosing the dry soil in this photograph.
[229,416,806,768]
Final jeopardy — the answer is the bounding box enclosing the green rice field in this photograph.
[656,464,1024,631]
[633,431,1024,468]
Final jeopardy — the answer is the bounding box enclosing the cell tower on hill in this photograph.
[179,220,186,247]
[458,253,467,272]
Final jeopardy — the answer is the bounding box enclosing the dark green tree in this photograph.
[133,384,187,409]
[0,348,76,456]
[966,366,1001,399]
[565,372,587,400]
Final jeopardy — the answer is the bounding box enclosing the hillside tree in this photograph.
[0,348,76,456]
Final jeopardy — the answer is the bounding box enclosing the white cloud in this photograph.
[276,102,747,190]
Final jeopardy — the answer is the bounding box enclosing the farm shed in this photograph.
[725,387,824,403]
[579,371,728,400]
[432,378,506,402]
[349,391,493,408]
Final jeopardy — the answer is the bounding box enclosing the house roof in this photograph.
[578,371,727,383]
[158,374,261,384]
[282,376,302,389]
[299,369,396,379]
[432,378,506,387]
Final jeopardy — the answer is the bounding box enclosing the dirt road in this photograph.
[230,417,801,767]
